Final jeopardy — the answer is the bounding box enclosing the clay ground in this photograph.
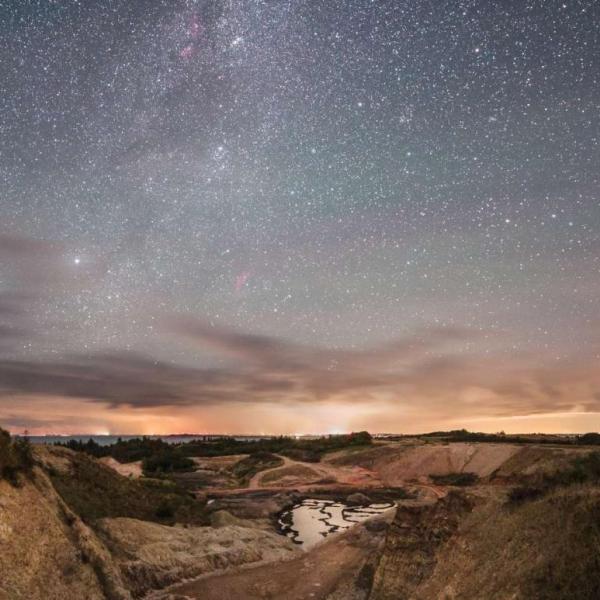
[164,528,372,600]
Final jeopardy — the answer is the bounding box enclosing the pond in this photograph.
[278,498,395,549]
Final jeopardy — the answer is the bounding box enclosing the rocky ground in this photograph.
[159,515,392,600]
[1,440,599,599]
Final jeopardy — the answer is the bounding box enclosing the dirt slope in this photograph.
[161,520,388,600]
[371,485,600,600]
[100,457,143,479]
[0,447,299,600]
[0,467,128,600]
[327,441,586,484]
[99,517,299,598]
[2,441,598,600]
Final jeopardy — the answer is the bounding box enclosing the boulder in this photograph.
[346,492,372,506]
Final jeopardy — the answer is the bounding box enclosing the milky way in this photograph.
[1,1,599,434]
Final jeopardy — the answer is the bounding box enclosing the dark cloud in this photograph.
[0,292,33,318]
[0,317,465,407]
[0,324,29,341]
[168,316,469,371]
[0,234,65,287]
[0,353,205,407]
[0,234,61,258]
[0,317,598,424]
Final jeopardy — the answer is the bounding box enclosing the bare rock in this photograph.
[346,492,372,506]
[365,518,389,533]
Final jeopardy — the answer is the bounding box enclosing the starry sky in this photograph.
[1,0,599,435]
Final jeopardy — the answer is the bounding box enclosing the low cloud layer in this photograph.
[0,316,599,424]
[1,234,599,433]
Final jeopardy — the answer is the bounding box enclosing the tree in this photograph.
[579,433,600,445]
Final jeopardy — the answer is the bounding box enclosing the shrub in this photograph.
[154,500,175,520]
[280,448,321,463]
[49,450,207,526]
[546,451,600,488]
[431,472,479,486]
[13,438,34,470]
[347,431,373,446]
[507,451,600,504]
[508,486,545,504]
[0,428,34,485]
[577,432,600,445]
[142,449,195,476]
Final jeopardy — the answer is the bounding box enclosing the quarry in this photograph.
[1,431,600,599]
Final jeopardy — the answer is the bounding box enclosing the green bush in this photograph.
[142,449,195,476]
[56,436,173,463]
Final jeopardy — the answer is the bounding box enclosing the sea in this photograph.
[26,435,272,446]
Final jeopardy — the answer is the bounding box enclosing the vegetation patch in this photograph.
[57,436,175,463]
[59,432,373,463]
[0,428,34,485]
[231,452,283,484]
[141,449,195,477]
[430,472,479,486]
[48,449,207,526]
[260,464,319,485]
[415,429,600,446]
[508,451,600,504]
[185,431,374,459]
[508,485,545,504]
[280,448,321,463]
[57,432,374,492]
[518,488,600,600]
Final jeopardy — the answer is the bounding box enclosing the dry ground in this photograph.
[162,523,383,600]
[99,457,143,478]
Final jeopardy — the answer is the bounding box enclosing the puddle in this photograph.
[278,498,395,549]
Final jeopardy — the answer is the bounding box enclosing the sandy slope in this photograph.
[100,456,143,478]
[372,443,521,484]
[100,517,300,598]
[0,467,128,600]
[325,441,587,485]
[160,520,388,600]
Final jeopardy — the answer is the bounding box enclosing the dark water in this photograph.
[27,434,269,446]
[278,498,395,549]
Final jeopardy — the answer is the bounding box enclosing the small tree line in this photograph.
[0,428,34,485]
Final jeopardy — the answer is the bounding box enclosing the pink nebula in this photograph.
[235,271,251,292]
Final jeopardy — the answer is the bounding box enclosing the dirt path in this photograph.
[247,454,382,490]
[163,532,368,600]
[248,455,296,489]
[205,452,445,502]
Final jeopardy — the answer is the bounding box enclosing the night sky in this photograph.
[1,0,599,435]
